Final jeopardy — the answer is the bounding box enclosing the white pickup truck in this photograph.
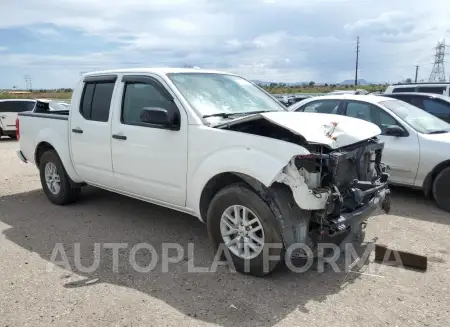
[16,68,391,276]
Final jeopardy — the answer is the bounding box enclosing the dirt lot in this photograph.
[1,137,449,327]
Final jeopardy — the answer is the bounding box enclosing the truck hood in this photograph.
[213,111,381,149]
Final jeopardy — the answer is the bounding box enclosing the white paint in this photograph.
[260,111,381,149]
[17,68,383,222]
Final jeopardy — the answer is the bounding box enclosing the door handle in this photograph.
[112,134,127,140]
[72,128,83,134]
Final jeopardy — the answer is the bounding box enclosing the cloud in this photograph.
[0,0,450,88]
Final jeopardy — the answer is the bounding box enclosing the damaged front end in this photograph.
[272,136,391,255]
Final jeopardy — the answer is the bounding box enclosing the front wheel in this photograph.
[206,184,284,277]
[39,150,80,205]
[432,167,450,212]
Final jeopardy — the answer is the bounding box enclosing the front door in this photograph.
[110,74,188,207]
[342,100,420,186]
[69,75,117,187]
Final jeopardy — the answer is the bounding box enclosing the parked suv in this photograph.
[382,92,450,123]
[0,99,36,139]
[384,83,450,96]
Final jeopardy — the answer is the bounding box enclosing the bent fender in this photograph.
[273,158,330,210]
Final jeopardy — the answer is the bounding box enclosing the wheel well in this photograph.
[35,142,55,167]
[423,160,450,196]
[199,172,268,222]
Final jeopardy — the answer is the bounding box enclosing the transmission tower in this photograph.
[355,36,360,86]
[429,39,447,82]
[24,75,32,90]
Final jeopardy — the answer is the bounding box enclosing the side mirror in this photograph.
[384,125,406,137]
[140,107,180,130]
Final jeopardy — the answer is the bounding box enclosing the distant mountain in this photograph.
[252,79,374,86]
[251,80,308,86]
[339,79,369,85]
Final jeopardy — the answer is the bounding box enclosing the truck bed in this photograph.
[17,111,69,167]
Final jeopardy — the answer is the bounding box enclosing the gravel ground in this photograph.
[1,137,450,327]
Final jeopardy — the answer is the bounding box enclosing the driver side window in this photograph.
[122,82,175,125]
[378,109,401,134]
[345,101,402,135]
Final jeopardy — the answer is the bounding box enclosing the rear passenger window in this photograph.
[417,86,446,95]
[0,102,7,113]
[300,100,340,113]
[0,101,35,113]
[345,102,374,122]
[11,101,36,112]
[410,97,424,109]
[423,99,450,115]
[393,87,415,93]
[80,81,115,122]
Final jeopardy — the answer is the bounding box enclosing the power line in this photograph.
[24,75,32,90]
[355,36,360,86]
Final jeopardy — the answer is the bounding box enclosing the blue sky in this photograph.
[1,0,449,89]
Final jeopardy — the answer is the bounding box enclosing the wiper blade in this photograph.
[202,110,271,119]
[428,130,449,134]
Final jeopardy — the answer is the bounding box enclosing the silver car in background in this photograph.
[289,94,450,212]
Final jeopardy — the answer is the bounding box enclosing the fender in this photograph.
[34,127,83,183]
[186,144,309,217]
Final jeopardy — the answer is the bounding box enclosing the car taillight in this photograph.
[16,117,20,140]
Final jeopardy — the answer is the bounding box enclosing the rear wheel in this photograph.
[39,150,80,205]
[432,167,450,212]
[206,183,284,277]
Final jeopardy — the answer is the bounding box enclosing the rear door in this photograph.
[69,75,117,188]
[342,100,420,186]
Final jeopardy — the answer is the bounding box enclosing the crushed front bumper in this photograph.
[328,185,391,235]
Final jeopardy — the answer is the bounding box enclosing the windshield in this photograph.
[167,73,286,117]
[379,99,450,134]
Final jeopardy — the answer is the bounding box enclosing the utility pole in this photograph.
[414,65,419,82]
[355,36,360,87]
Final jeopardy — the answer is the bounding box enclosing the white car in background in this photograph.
[0,99,36,139]
[289,94,450,212]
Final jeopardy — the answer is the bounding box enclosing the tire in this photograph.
[39,150,80,205]
[432,166,450,212]
[206,183,284,277]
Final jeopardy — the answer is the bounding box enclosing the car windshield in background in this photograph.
[380,99,450,134]
[167,73,286,117]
